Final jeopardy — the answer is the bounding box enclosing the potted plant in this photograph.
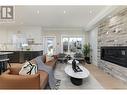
[82,43,91,64]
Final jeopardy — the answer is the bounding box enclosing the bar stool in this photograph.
[0,63,2,75]
[0,58,10,74]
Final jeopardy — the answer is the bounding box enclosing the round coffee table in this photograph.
[64,65,90,86]
[68,59,79,64]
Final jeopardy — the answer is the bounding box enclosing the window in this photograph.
[63,37,69,53]
[62,36,84,54]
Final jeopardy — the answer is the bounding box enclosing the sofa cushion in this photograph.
[0,74,40,89]
[46,54,54,63]
[42,54,46,63]
[37,71,48,88]
[29,59,36,64]
[45,59,56,68]
[9,64,23,75]
[19,61,37,75]
[30,55,46,64]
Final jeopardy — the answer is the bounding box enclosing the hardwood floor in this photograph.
[84,63,127,89]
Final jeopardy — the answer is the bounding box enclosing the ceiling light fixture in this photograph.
[89,10,93,14]
[63,10,66,14]
[37,10,40,14]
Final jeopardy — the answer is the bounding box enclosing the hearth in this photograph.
[101,46,127,68]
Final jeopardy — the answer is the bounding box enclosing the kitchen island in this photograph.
[0,52,14,74]
[0,51,43,63]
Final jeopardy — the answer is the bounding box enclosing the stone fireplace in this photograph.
[101,46,127,68]
[97,8,127,82]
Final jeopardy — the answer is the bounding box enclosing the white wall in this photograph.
[42,27,87,54]
[0,26,88,53]
[89,27,98,66]
[0,26,42,51]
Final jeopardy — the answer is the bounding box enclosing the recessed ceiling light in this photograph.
[37,10,40,14]
[63,10,66,14]
[89,10,93,14]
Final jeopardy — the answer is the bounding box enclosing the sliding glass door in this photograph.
[63,37,69,53]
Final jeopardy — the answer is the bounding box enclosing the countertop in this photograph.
[0,52,14,55]
[0,50,43,52]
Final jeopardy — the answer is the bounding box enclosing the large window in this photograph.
[62,36,84,54]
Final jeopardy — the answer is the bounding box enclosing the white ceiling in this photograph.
[0,6,118,30]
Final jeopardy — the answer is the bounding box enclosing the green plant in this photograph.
[82,43,91,57]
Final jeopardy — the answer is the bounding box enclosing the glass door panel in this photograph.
[63,37,69,53]
[69,38,77,53]
[62,36,83,54]
[45,37,56,55]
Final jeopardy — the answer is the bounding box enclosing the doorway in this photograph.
[44,36,56,55]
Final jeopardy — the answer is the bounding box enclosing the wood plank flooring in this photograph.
[84,63,127,89]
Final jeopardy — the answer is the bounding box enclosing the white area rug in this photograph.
[54,63,104,89]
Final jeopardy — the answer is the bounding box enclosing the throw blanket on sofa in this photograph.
[35,56,56,89]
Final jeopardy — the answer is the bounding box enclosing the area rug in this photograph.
[55,79,61,90]
[54,63,104,89]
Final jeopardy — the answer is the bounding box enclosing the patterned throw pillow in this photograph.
[19,61,37,75]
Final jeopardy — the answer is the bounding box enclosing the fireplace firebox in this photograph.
[101,46,127,68]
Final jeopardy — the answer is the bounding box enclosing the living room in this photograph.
[1,1,127,94]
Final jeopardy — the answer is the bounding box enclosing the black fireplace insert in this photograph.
[101,46,127,68]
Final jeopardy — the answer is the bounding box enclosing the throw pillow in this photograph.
[46,54,54,63]
[42,54,46,63]
[19,61,37,75]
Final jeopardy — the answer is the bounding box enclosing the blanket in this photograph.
[35,56,56,89]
